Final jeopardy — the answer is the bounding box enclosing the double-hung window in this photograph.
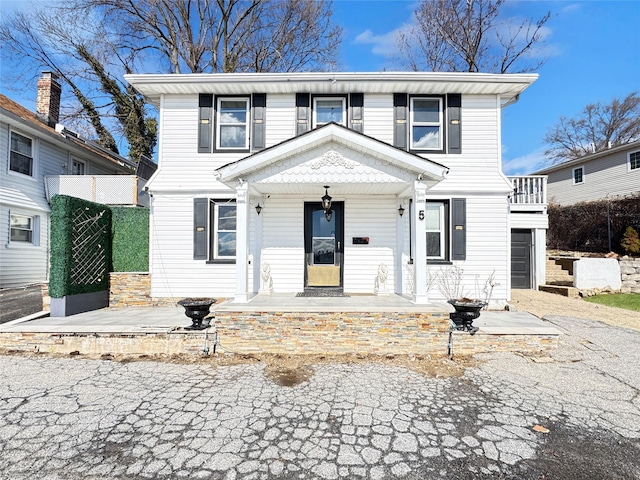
[10,131,34,176]
[313,97,346,127]
[217,98,249,150]
[426,201,448,260]
[210,200,237,260]
[573,166,584,185]
[410,97,443,151]
[629,151,640,171]
[10,213,39,245]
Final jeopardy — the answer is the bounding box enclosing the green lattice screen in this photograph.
[49,196,112,297]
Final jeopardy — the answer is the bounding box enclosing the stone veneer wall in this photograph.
[108,273,178,307]
[619,258,640,293]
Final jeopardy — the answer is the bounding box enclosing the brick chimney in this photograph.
[36,71,61,126]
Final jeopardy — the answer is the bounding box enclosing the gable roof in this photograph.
[125,71,537,107]
[215,123,448,195]
[0,94,136,172]
[534,140,640,175]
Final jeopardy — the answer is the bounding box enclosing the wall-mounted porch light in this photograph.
[398,204,405,217]
[255,203,262,215]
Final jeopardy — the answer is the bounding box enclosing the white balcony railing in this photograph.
[507,175,547,211]
[44,175,149,207]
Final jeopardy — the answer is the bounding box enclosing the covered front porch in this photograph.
[217,123,450,304]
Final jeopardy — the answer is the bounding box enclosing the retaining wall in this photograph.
[620,258,640,293]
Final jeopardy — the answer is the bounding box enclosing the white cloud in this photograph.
[502,147,549,175]
[354,28,404,57]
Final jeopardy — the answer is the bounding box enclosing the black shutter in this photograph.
[193,198,208,260]
[451,198,466,260]
[252,93,266,150]
[198,94,213,153]
[447,94,462,154]
[393,93,407,149]
[350,93,364,133]
[296,93,310,135]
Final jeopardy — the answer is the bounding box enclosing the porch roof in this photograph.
[216,123,449,195]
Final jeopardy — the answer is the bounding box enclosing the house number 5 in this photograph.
[418,210,425,221]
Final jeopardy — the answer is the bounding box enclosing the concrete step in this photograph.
[539,284,580,298]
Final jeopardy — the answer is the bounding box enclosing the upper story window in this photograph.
[410,97,443,151]
[629,151,640,171]
[313,97,346,127]
[10,131,34,176]
[72,159,86,175]
[572,166,584,185]
[217,98,250,150]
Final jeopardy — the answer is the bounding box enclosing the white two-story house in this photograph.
[126,72,547,307]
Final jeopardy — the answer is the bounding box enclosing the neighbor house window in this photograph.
[410,97,443,151]
[210,200,236,259]
[10,214,38,244]
[630,151,640,171]
[573,166,584,185]
[71,159,85,175]
[216,98,249,150]
[426,201,449,260]
[10,131,34,176]
[313,97,346,127]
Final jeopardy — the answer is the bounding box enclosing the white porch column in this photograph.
[412,181,428,304]
[234,182,250,302]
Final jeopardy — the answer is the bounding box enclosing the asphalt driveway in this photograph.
[1,314,638,479]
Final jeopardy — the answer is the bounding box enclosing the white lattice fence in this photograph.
[70,207,109,287]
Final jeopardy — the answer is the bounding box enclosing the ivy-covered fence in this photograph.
[50,195,112,298]
[548,195,640,254]
[111,206,149,272]
[49,196,149,314]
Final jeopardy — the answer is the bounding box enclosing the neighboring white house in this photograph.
[533,141,640,206]
[126,71,547,306]
[0,72,139,290]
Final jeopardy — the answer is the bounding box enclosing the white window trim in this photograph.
[8,129,37,179]
[312,97,347,128]
[572,166,585,185]
[71,158,87,175]
[211,200,237,260]
[410,97,444,151]
[628,151,640,172]
[426,201,447,261]
[8,211,40,247]
[216,97,250,150]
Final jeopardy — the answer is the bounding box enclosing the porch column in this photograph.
[234,182,249,302]
[412,181,428,304]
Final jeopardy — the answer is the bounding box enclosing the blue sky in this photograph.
[2,0,639,174]
[333,0,640,174]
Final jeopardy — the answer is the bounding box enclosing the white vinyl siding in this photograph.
[343,196,396,293]
[427,195,508,304]
[0,206,49,288]
[362,94,393,144]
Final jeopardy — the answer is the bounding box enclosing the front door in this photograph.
[304,202,344,289]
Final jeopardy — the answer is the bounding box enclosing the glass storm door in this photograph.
[304,202,344,288]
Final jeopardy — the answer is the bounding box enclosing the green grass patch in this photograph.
[584,293,640,312]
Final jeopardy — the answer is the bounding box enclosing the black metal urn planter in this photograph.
[178,298,216,330]
[448,299,487,335]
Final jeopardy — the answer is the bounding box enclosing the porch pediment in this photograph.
[216,124,448,195]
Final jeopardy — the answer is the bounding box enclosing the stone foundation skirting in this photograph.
[0,331,213,356]
[449,331,558,355]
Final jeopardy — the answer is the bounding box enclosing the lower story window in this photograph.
[426,201,449,260]
[210,200,236,260]
[573,166,584,185]
[10,214,39,244]
[630,151,639,171]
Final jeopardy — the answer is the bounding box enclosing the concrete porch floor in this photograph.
[0,294,557,335]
